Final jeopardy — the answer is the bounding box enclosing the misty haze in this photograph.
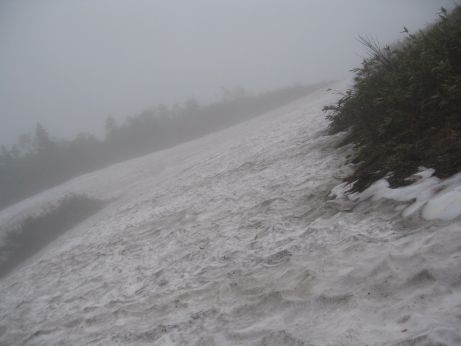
[1,1,461,345]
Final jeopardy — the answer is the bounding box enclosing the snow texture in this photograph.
[334,168,461,221]
[1,82,461,346]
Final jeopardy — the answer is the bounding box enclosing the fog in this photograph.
[0,0,456,145]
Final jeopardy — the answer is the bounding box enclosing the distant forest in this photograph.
[0,83,327,210]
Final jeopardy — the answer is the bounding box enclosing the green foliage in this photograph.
[0,194,104,278]
[325,7,461,191]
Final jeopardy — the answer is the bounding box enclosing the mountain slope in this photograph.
[1,83,461,345]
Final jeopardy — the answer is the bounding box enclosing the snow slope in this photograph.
[1,83,461,345]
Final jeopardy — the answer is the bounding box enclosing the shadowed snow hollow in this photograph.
[1,83,461,345]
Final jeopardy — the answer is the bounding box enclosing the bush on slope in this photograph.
[0,194,104,278]
[325,7,461,192]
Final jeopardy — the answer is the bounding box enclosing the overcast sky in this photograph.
[0,0,456,145]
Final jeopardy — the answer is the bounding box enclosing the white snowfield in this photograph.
[1,83,461,346]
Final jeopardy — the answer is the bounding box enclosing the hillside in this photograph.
[1,83,460,345]
[0,83,321,212]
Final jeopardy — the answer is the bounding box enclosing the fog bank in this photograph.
[0,0,455,145]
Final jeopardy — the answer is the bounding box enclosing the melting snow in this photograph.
[336,168,461,220]
[1,82,461,345]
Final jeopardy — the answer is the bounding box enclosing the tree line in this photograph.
[0,83,326,210]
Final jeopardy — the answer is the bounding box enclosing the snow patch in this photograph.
[332,168,461,220]
[1,82,461,346]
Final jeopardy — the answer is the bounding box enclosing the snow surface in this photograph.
[333,168,461,221]
[1,83,461,345]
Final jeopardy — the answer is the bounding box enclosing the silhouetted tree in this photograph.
[34,123,55,155]
[104,116,118,139]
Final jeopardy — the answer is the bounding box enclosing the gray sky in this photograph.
[0,0,456,145]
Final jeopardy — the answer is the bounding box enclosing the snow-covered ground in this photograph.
[1,83,461,345]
